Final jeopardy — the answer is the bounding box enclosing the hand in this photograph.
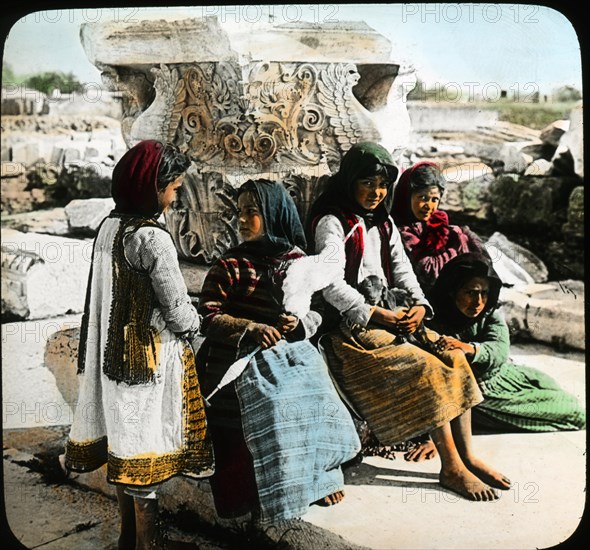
[277,313,299,334]
[246,322,282,349]
[434,335,474,355]
[370,305,408,329]
[397,305,426,335]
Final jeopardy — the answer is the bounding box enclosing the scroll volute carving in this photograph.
[164,170,239,265]
[160,60,396,263]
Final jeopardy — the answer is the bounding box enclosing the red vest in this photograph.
[313,208,394,288]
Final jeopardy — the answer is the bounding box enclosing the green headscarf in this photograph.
[308,142,399,230]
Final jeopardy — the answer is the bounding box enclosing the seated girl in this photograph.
[390,161,488,294]
[196,178,361,523]
[428,252,586,433]
[308,141,510,501]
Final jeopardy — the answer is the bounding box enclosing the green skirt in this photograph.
[473,363,586,432]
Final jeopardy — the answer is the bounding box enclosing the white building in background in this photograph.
[1,85,47,115]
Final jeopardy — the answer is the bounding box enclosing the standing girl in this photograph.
[64,140,214,549]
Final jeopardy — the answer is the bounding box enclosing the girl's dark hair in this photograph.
[409,164,446,194]
[156,144,192,190]
[358,162,397,185]
[237,179,258,198]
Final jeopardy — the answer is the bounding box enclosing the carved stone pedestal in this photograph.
[82,16,416,263]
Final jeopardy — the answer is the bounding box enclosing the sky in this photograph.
[1,3,585,96]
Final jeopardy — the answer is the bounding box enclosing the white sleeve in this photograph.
[314,214,374,327]
[124,226,200,335]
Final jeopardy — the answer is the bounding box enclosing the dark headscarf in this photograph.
[429,252,502,333]
[237,179,307,256]
[308,142,399,232]
[112,140,164,217]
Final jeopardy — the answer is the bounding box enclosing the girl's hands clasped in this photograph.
[370,304,426,335]
[247,313,300,349]
[397,305,426,335]
[246,322,283,349]
[434,335,476,357]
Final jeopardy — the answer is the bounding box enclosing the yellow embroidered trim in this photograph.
[181,342,214,455]
[64,436,108,472]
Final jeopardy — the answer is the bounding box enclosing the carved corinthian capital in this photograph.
[81,17,415,264]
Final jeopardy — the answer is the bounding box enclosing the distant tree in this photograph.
[2,63,19,85]
[24,71,83,96]
[552,85,581,102]
[407,78,437,101]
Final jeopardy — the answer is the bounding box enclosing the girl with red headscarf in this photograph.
[391,162,488,295]
[64,140,214,549]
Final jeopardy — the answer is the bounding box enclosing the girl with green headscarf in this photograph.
[310,142,511,502]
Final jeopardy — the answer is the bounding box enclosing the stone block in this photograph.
[64,198,115,236]
[11,142,41,166]
[500,280,584,350]
[44,326,80,407]
[524,158,553,176]
[496,140,541,174]
[178,261,209,296]
[485,232,548,283]
[559,101,583,178]
[539,119,568,148]
[1,229,92,320]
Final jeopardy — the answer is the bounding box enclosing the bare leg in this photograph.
[450,410,511,490]
[430,422,499,501]
[134,496,160,550]
[132,493,200,550]
[116,486,136,550]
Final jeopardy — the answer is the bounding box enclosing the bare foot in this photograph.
[463,456,511,490]
[313,490,345,506]
[405,439,437,462]
[439,469,499,501]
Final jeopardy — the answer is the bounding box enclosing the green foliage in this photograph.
[2,63,16,83]
[26,163,111,204]
[23,71,83,96]
[552,85,582,102]
[492,101,578,130]
[51,164,112,202]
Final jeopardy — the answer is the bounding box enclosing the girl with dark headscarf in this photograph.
[429,252,586,433]
[197,179,360,523]
[310,142,511,502]
[64,140,214,549]
[391,161,488,294]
